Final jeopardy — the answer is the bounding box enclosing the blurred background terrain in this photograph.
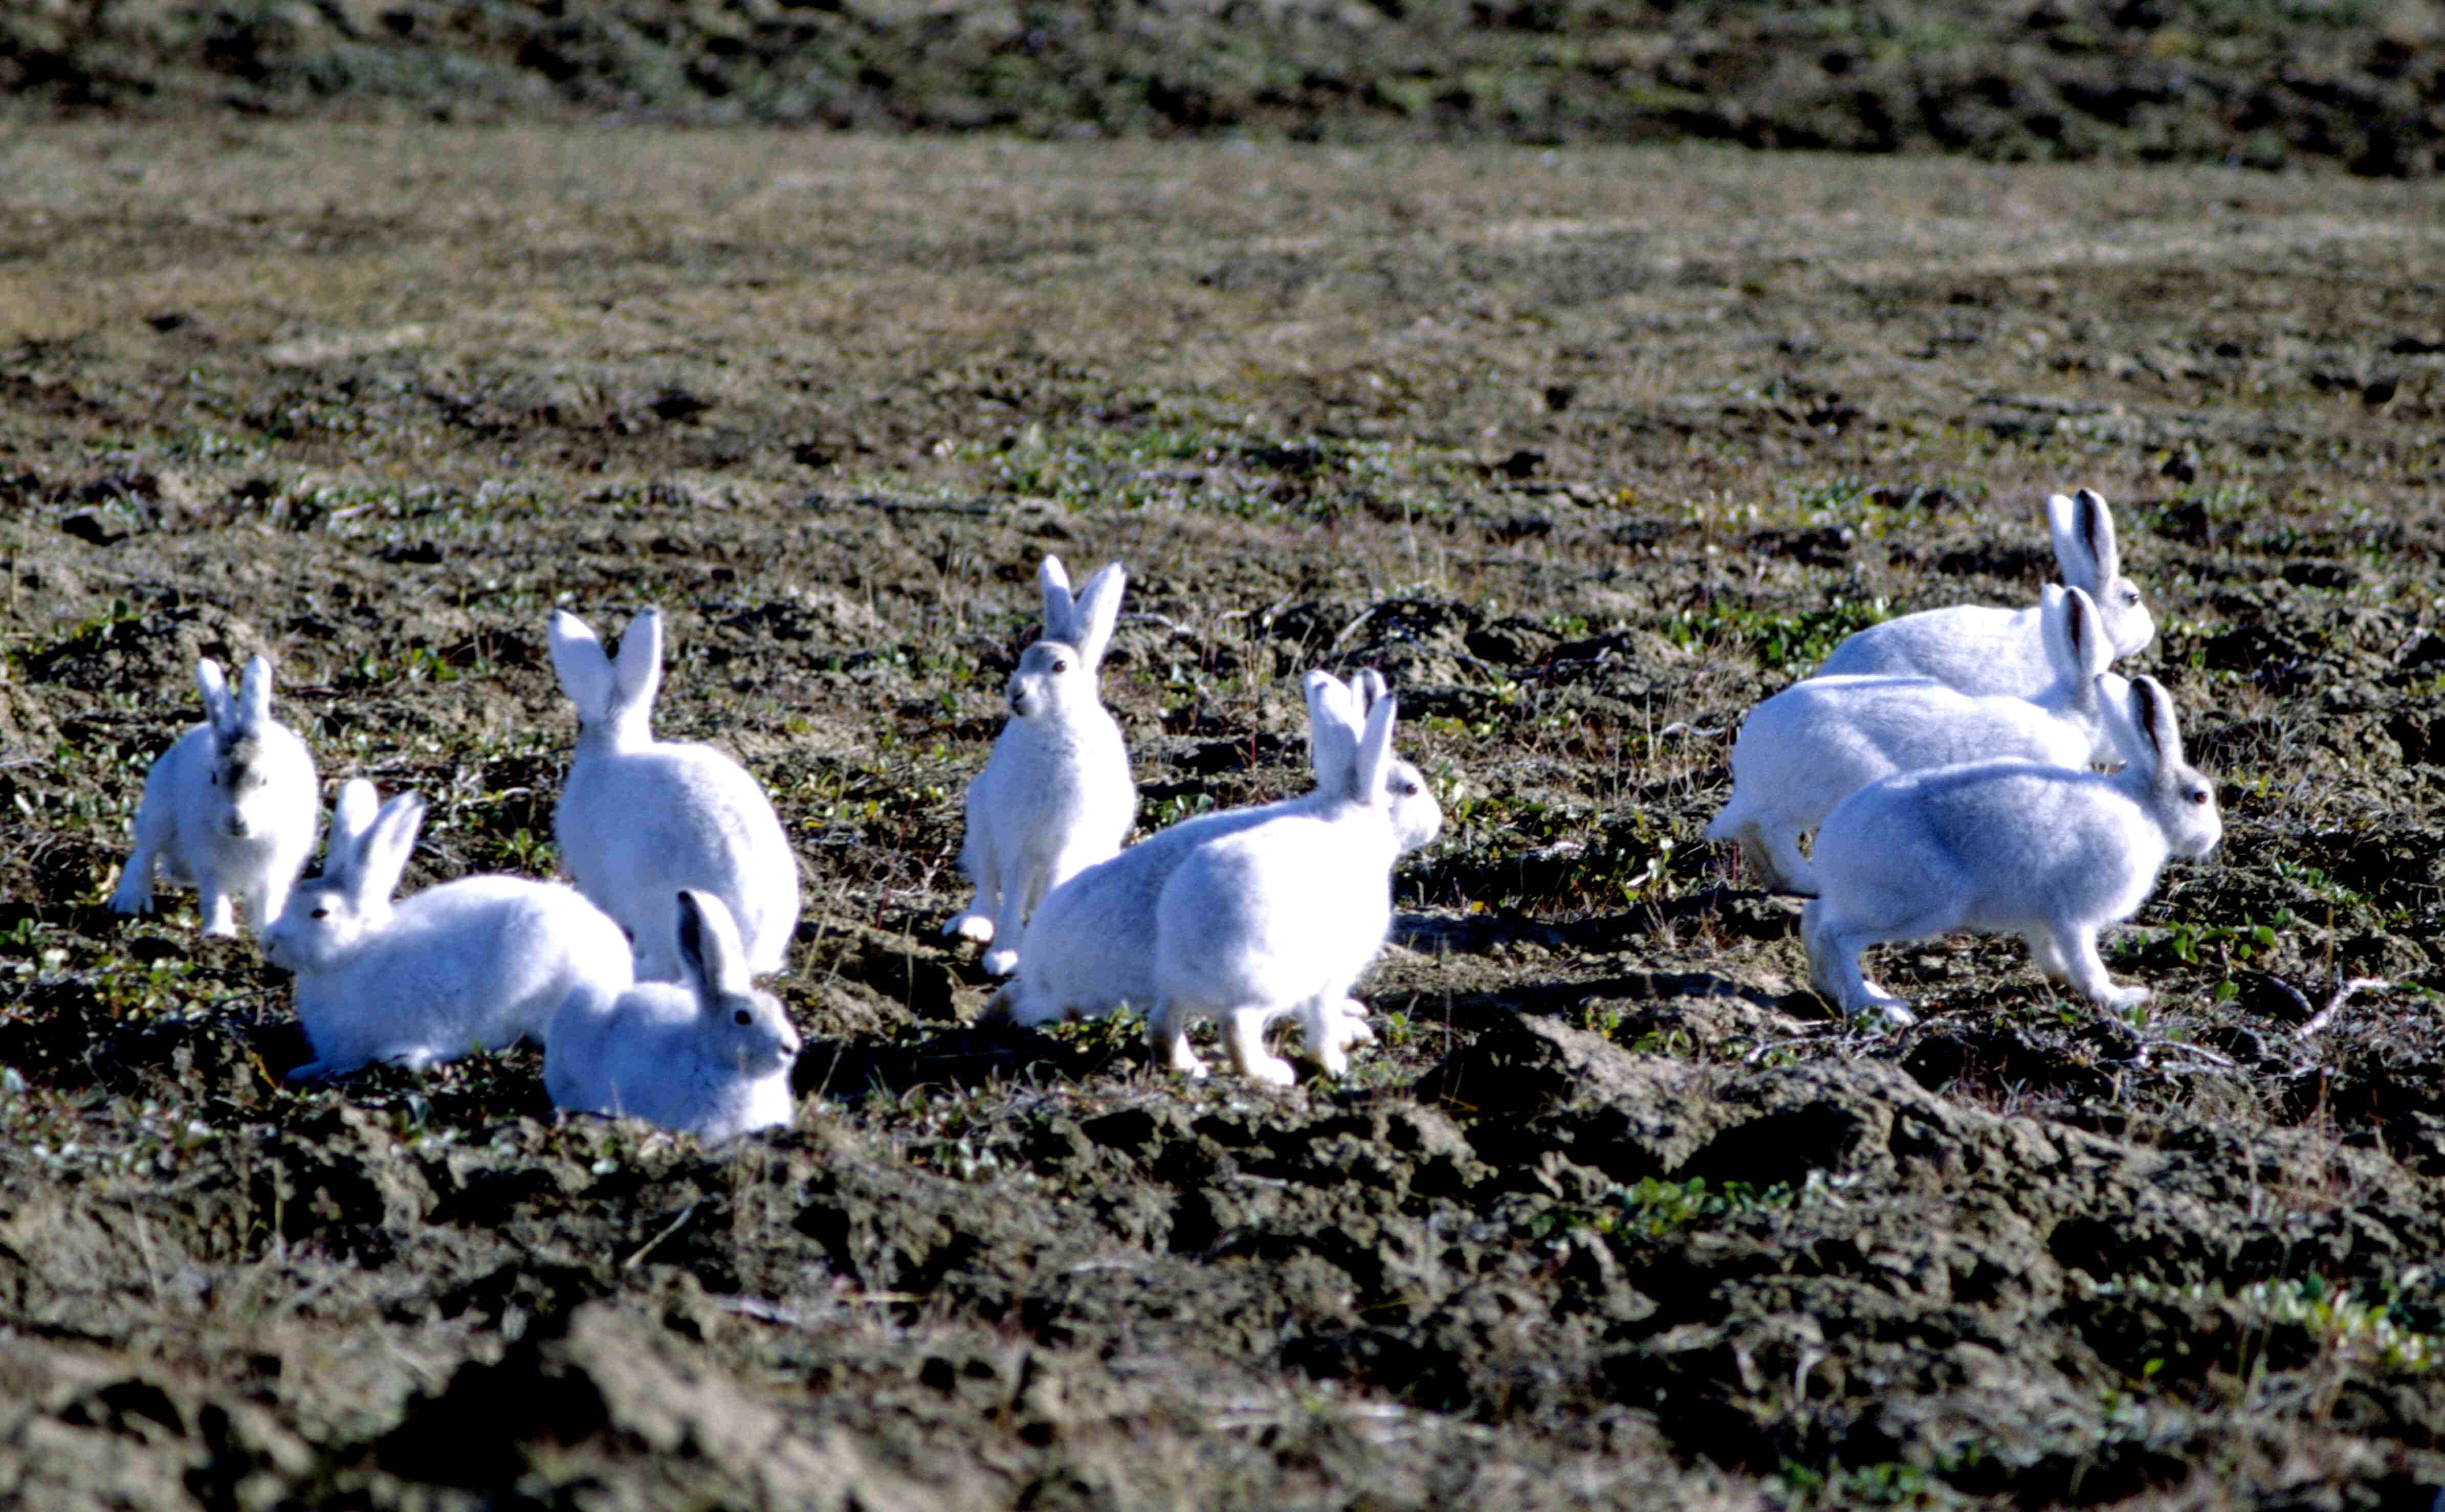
[6,0,2442,173]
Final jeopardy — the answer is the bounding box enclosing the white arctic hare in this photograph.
[943,555,1136,977]
[1148,688,1412,1086]
[545,889,800,1143]
[263,779,635,1082]
[1707,584,2126,895]
[1815,488,2153,697]
[111,655,318,937]
[993,670,1443,1065]
[1802,675,2221,1028]
[549,607,800,982]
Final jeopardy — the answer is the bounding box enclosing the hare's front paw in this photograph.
[945,911,994,944]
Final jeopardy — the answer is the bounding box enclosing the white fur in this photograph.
[944,555,1137,976]
[1707,585,2126,895]
[1146,689,1413,1086]
[1802,675,2222,1027]
[545,889,800,1143]
[993,669,1442,1073]
[263,779,635,1081]
[549,607,801,982]
[1815,489,2154,697]
[111,655,319,937]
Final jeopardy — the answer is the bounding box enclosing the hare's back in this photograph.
[1820,762,2145,903]
[1817,605,2048,697]
[1156,819,1389,997]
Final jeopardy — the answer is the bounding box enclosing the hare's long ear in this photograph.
[2041,586,2106,705]
[674,890,753,1001]
[1069,562,1126,671]
[611,608,664,720]
[1037,556,1076,643]
[351,792,426,906]
[2096,675,2147,768]
[1353,668,1389,710]
[2048,488,2120,595]
[1304,671,1360,793]
[237,655,275,731]
[548,610,614,725]
[1353,691,1398,805]
[195,658,235,738]
[2126,675,2185,777]
[2060,586,2109,679]
[325,778,381,883]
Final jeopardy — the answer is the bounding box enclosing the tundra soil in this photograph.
[5,123,2445,1508]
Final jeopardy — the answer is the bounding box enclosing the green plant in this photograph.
[1663,597,1890,671]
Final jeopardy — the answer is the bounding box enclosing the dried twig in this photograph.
[622,1199,700,1270]
[2295,975,2393,1039]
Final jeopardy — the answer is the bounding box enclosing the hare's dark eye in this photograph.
[2190,790,2210,805]
[733,1008,752,1026]
[311,907,328,919]
[1050,657,1069,674]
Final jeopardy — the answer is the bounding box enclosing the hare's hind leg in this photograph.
[1328,997,1376,1054]
[2051,918,2149,1012]
[1148,997,1211,1079]
[1290,994,1351,1078]
[110,794,170,916]
[2023,927,2074,984]
[1803,900,1915,1027]
[1753,818,1820,897]
[1223,1005,1297,1087]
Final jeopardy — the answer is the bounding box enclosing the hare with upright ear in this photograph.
[944,555,1136,977]
[545,889,801,1143]
[549,607,801,982]
[111,655,319,937]
[1147,690,1413,1086]
[1707,585,2126,895]
[1815,488,2153,698]
[1802,675,2222,1027]
[991,668,1443,1068]
[263,779,635,1081]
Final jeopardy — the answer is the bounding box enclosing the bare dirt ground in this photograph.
[4,120,2445,1507]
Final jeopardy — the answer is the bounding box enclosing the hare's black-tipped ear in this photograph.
[2059,586,2107,681]
[2049,486,2120,591]
[2075,487,2120,582]
[674,888,752,998]
[675,890,713,994]
[2127,675,2184,772]
[1037,555,1076,643]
